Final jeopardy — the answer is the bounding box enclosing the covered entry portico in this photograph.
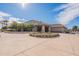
[32,24,51,32]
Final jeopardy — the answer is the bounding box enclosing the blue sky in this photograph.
[0,3,79,29]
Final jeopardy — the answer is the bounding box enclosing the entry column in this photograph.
[41,25,45,32]
[48,26,51,32]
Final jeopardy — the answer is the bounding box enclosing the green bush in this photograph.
[29,32,59,38]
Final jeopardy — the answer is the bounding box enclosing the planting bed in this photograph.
[29,32,59,38]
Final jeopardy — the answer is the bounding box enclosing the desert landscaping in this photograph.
[0,32,79,56]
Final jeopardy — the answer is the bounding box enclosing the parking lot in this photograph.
[0,32,79,56]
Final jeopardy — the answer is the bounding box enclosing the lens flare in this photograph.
[21,3,25,8]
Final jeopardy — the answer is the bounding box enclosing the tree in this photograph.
[17,23,25,31]
[72,26,78,31]
[3,20,8,27]
[65,29,71,33]
[9,21,18,31]
[5,21,34,32]
[1,20,8,31]
[2,26,7,29]
[22,23,27,31]
[1,22,4,29]
[78,28,79,31]
[26,24,33,31]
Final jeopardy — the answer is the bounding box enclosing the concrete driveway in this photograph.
[0,32,79,56]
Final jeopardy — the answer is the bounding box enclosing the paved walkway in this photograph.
[0,32,79,56]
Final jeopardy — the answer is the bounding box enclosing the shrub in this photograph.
[29,32,59,38]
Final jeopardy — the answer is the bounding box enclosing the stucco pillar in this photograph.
[41,25,45,32]
[48,26,51,32]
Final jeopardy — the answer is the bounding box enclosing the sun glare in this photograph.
[21,3,26,8]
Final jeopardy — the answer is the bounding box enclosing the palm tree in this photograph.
[72,25,78,31]
[0,21,4,31]
[3,20,8,29]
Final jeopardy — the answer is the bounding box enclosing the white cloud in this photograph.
[55,3,79,25]
[0,11,11,22]
[8,17,27,24]
[0,11,11,17]
[8,17,23,23]
[0,16,4,21]
[0,11,27,28]
[0,11,26,23]
[53,4,68,11]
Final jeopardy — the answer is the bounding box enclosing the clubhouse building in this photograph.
[26,20,67,33]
